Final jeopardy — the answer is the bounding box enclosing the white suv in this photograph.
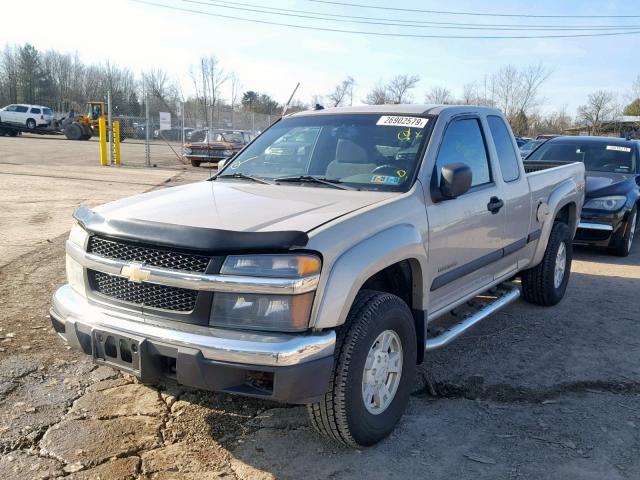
[0,104,54,129]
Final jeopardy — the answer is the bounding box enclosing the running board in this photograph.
[425,286,521,351]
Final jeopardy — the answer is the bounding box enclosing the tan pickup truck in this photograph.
[51,105,585,447]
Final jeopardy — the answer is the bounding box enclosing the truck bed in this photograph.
[523,160,573,174]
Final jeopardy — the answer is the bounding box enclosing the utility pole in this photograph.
[107,90,113,165]
[145,85,151,167]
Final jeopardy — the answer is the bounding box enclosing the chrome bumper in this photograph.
[52,284,335,367]
[577,222,613,231]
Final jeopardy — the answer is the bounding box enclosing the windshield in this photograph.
[221,114,431,191]
[520,139,544,154]
[528,140,637,173]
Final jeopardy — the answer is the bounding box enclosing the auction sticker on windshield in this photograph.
[606,145,631,153]
[377,116,428,128]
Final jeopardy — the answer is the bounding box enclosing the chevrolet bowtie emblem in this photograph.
[121,263,150,283]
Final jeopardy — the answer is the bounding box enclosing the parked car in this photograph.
[183,129,255,167]
[155,127,194,142]
[0,104,54,129]
[519,138,547,158]
[51,105,584,447]
[514,136,532,148]
[527,136,639,256]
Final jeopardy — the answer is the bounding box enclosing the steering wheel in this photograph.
[372,164,401,176]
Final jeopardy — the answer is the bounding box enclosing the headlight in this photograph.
[66,255,85,295]
[183,148,192,155]
[68,222,88,248]
[221,254,321,278]
[212,254,321,331]
[211,292,314,332]
[222,150,234,156]
[583,196,626,211]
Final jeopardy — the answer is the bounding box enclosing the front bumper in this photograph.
[51,284,335,403]
[574,209,627,247]
[183,153,231,162]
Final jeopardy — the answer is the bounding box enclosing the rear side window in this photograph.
[16,106,28,113]
[30,108,41,114]
[43,108,52,115]
[487,116,521,182]
[436,118,491,187]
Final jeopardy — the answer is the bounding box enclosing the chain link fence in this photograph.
[4,91,275,169]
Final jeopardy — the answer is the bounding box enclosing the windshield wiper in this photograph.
[274,175,354,190]
[216,172,274,185]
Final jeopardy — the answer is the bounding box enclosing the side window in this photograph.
[5,105,17,112]
[436,118,491,187]
[16,106,28,113]
[487,115,521,182]
[30,108,41,114]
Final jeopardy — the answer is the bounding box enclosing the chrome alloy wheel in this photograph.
[362,329,403,415]
[554,241,567,289]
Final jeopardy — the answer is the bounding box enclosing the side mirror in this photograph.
[439,163,472,199]
[217,158,228,171]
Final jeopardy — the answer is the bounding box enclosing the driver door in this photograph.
[426,116,506,316]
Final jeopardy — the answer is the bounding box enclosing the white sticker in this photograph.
[606,145,631,153]
[377,115,428,128]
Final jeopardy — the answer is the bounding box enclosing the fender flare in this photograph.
[310,223,427,330]
[531,179,579,266]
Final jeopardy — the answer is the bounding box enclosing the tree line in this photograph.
[0,43,287,128]
[2,42,638,135]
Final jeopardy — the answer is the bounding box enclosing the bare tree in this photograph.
[364,75,419,105]
[190,56,228,128]
[425,86,453,104]
[364,81,390,105]
[577,90,618,135]
[327,76,355,107]
[387,74,420,104]
[624,74,640,103]
[530,105,573,135]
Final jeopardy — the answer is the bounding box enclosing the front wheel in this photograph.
[307,290,416,447]
[613,207,637,257]
[521,221,572,306]
[190,159,201,167]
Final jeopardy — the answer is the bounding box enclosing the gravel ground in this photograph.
[1,136,639,479]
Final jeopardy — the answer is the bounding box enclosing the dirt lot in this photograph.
[1,135,639,479]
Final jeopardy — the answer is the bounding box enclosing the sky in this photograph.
[3,0,640,115]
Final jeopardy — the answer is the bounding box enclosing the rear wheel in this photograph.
[307,290,416,447]
[613,207,637,257]
[191,160,201,167]
[64,123,83,140]
[26,118,36,130]
[521,222,572,306]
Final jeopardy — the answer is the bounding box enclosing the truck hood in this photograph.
[585,171,639,198]
[94,180,395,233]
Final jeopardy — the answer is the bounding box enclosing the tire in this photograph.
[191,160,201,167]
[521,222,572,306]
[307,290,416,447]
[26,118,36,129]
[64,123,83,140]
[613,207,637,257]
[8,131,18,137]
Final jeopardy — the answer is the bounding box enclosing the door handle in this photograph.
[487,196,504,214]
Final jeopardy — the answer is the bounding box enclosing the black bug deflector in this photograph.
[73,206,309,253]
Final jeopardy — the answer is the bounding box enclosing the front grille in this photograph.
[88,236,211,272]
[90,271,198,312]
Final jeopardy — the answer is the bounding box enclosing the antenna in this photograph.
[282,82,301,116]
